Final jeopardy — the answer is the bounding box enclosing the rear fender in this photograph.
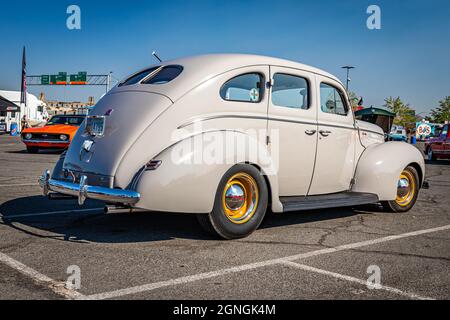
[134,130,281,213]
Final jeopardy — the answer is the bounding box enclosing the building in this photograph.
[43,94,95,115]
[0,90,48,131]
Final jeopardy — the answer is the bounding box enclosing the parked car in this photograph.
[39,54,425,239]
[388,125,407,142]
[424,123,449,160]
[21,115,85,153]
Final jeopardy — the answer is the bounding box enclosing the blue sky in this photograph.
[0,0,449,114]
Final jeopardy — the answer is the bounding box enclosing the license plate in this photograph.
[85,116,105,136]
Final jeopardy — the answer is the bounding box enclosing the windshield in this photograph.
[47,116,85,126]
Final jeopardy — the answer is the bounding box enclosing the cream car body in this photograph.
[40,54,425,238]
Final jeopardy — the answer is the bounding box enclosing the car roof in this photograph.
[113,54,343,102]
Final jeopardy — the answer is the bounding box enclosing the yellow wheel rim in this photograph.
[395,170,416,207]
[222,173,259,224]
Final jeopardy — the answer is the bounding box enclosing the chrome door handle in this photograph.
[305,129,317,136]
[319,130,331,137]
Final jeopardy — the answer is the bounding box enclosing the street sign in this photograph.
[70,72,87,85]
[50,72,67,85]
[41,75,49,85]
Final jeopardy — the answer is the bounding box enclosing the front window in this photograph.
[320,83,348,116]
[271,73,309,109]
[47,116,85,126]
[220,73,264,103]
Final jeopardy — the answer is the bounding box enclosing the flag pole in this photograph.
[19,46,27,133]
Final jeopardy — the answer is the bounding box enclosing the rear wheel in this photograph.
[197,164,268,239]
[26,147,39,153]
[381,166,419,212]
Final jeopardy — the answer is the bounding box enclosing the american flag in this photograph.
[20,46,26,106]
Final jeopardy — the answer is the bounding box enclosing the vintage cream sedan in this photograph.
[39,54,425,239]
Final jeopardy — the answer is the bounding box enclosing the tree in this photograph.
[429,96,450,123]
[348,91,362,110]
[384,96,417,130]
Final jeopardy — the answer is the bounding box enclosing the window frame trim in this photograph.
[271,72,311,110]
[219,72,265,104]
[319,81,350,116]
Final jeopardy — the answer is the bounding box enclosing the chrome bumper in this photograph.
[23,139,70,144]
[38,170,140,205]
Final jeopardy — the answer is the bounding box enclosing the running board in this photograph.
[280,192,379,212]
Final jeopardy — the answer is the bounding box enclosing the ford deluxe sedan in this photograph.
[39,54,425,239]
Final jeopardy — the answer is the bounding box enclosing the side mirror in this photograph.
[357,97,363,106]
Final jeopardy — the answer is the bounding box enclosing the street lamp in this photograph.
[341,66,355,91]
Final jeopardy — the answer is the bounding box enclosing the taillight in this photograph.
[145,160,162,171]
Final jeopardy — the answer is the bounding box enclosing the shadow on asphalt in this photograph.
[0,195,379,243]
[7,149,65,155]
[425,159,450,165]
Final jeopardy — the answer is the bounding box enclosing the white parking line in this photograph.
[0,208,103,219]
[281,261,434,300]
[0,183,38,187]
[82,224,450,300]
[0,251,85,299]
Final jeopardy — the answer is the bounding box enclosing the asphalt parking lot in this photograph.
[0,135,449,300]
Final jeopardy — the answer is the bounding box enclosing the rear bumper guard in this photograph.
[38,170,140,205]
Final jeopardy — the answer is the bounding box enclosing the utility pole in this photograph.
[341,65,355,91]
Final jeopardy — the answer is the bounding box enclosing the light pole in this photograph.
[341,66,355,91]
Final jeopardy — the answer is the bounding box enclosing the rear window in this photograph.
[141,65,183,84]
[119,65,183,87]
[119,67,160,87]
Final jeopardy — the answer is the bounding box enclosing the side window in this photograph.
[320,83,348,116]
[272,73,309,109]
[220,73,264,103]
[442,125,448,138]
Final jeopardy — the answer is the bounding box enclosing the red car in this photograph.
[424,124,450,160]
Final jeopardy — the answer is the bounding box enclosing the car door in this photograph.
[308,75,357,195]
[267,66,317,196]
[434,124,448,157]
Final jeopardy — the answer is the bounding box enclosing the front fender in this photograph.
[352,142,425,201]
[134,130,281,213]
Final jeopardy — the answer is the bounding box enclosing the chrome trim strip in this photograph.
[178,114,357,131]
[39,170,140,205]
[23,139,70,144]
[178,114,385,137]
[359,128,385,136]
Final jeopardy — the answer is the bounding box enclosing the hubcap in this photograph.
[395,170,416,207]
[225,184,245,210]
[222,173,259,224]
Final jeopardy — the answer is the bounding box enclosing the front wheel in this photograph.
[197,164,268,239]
[381,166,420,213]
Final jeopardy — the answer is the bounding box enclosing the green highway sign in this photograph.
[41,75,49,85]
[69,71,87,84]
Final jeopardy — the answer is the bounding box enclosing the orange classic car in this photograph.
[21,115,85,153]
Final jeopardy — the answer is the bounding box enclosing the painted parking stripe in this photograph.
[281,261,434,300]
[82,224,450,300]
[0,251,85,299]
[0,208,103,219]
[0,183,38,187]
